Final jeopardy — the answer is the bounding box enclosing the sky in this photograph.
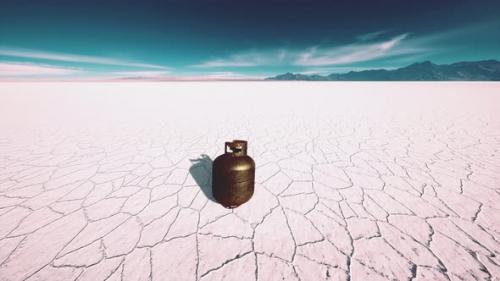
[1,0,499,80]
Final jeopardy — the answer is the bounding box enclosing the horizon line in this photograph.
[1,58,498,82]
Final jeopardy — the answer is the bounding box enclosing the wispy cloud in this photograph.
[356,30,389,41]
[295,34,411,66]
[0,62,80,76]
[0,61,263,81]
[108,70,171,78]
[192,52,274,68]
[107,71,264,81]
[192,33,424,69]
[189,71,265,80]
[0,47,168,69]
[195,22,494,71]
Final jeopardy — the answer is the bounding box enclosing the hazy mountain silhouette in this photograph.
[266,60,500,81]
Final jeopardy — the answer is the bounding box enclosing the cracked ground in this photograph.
[0,82,499,281]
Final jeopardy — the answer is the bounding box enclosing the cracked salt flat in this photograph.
[0,82,499,281]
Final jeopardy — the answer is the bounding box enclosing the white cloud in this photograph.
[89,71,263,81]
[97,69,262,80]
[192,48,292,68]
[192,52,273,68]
[191,33,424,69]
[141,71,265,81]
[277,49,287,61]
[108,70,171,78]
[193,71,264,80]
[193,59,259,68]
[0,47,168,69]
[191,22,498,70]
[356,30,389,41]
[0,62,263,81]
[0,62,80,76]
[295,34,411,66]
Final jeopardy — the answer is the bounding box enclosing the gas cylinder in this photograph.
[212,140,255,208]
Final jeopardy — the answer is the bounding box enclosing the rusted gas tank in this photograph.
[212,140,255,208]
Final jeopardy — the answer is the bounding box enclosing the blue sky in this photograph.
[1,0,499,80]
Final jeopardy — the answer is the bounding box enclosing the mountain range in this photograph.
[266,60,500,81]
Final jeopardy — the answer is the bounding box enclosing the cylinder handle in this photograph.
[225,140,247,155]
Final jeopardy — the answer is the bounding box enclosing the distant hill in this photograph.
[266,60,500,81]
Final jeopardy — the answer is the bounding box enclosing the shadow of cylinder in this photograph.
[189,154,215,202]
